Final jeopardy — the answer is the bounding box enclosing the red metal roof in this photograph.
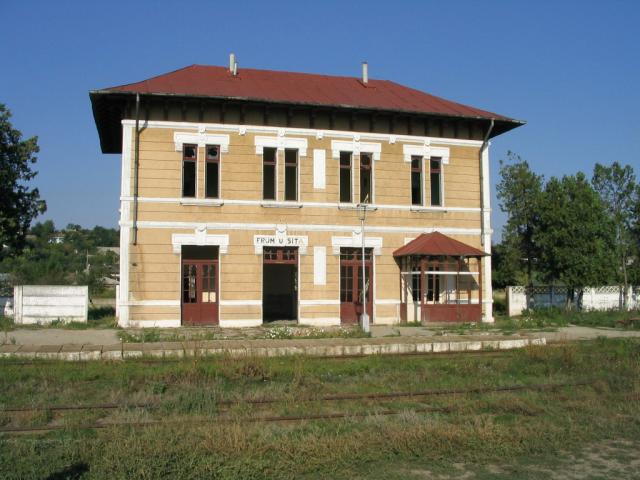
[99,64,514,121]
[393,232,487,257]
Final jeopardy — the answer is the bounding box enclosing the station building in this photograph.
[90,59,523,328]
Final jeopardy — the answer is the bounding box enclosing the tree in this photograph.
[592,162,639,308]
[535,173,616,306]
[0,104,46,257]
[496,151,544,285]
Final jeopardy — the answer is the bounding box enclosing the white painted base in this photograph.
[298,317,341,327]
[219,318,263,328]
[128,319,181,328]
[373,317,400,325]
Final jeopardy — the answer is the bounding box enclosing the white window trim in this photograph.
[254,135,308,156]
[204,144,222,200]
[261,146,278,202]
[404,145,449,208]
[331,139,381,160]
[338,151,354,204]
[331,235,383,255]
[359,152,375,204]
[283,147,300,203]
[181,143,198,199]
[429,156,445,207]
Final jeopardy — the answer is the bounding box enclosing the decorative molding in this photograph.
[124,196,481,213]
[402,142,449,164]
[431,146,450,164]
[127,220,483,237]
[313,246,326,286]
[331,235,383,255]
[171,227,229,254]
[173,131,230,152]
[402,141,430,162]
[254,135,308,156]
[331,139,381,160]
[313,149,326,189]
[122,119,485,148]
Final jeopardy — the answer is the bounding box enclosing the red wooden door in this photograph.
[340,248,373,324]
[181,259,218,325]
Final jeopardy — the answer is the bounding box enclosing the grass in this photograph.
[426,308,640,337]
[0,338,638,479]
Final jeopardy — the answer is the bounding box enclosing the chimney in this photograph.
[362,61,368,84]
[229,53,236,74]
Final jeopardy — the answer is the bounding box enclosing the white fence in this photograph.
[12,285,88,324]
[506,285,639,317]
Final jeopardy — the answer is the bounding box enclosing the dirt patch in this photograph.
[405,439,640,479]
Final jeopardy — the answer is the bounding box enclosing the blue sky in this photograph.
[1,0,639,238]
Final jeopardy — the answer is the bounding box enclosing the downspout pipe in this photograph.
[479,118,494,246]
[133,93,140,245]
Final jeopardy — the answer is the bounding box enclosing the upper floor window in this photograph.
[182,144,197,198]
[360,153,372,203]
[339,151,352,203]
[430,158,442,206]
[263,147,277,200]
[205,145,220,199]
[284,148,298,201]
[410,156,423,206]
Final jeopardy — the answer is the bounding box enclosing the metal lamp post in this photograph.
[357,200,370,333]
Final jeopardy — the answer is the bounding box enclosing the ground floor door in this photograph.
[263,247,298,322]
[340,248,373,324]
[181,246,219,325]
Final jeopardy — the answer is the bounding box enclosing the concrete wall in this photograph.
[13,286,89,324]
[507,285,639,316]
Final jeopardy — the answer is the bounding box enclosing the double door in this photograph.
[340,248,373,324]
[182,258,218,325]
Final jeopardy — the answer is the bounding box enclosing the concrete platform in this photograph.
[0,334,547,362]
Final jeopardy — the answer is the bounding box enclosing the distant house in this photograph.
[90,58,523,328]
[49,234,64,244]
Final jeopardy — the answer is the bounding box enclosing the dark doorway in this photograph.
[181,246,219,326]
[263,247,298,322]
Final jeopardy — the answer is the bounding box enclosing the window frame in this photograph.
[410,155,424,206]
[429,157,443,206]
[181,143,197,198]
[339,151,353,204]
[284,148,299,202]
[262,146,278,201]
[204,144,221,199]
[359,152,373,204]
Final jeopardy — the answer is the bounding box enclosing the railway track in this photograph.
[0,380,593,434]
